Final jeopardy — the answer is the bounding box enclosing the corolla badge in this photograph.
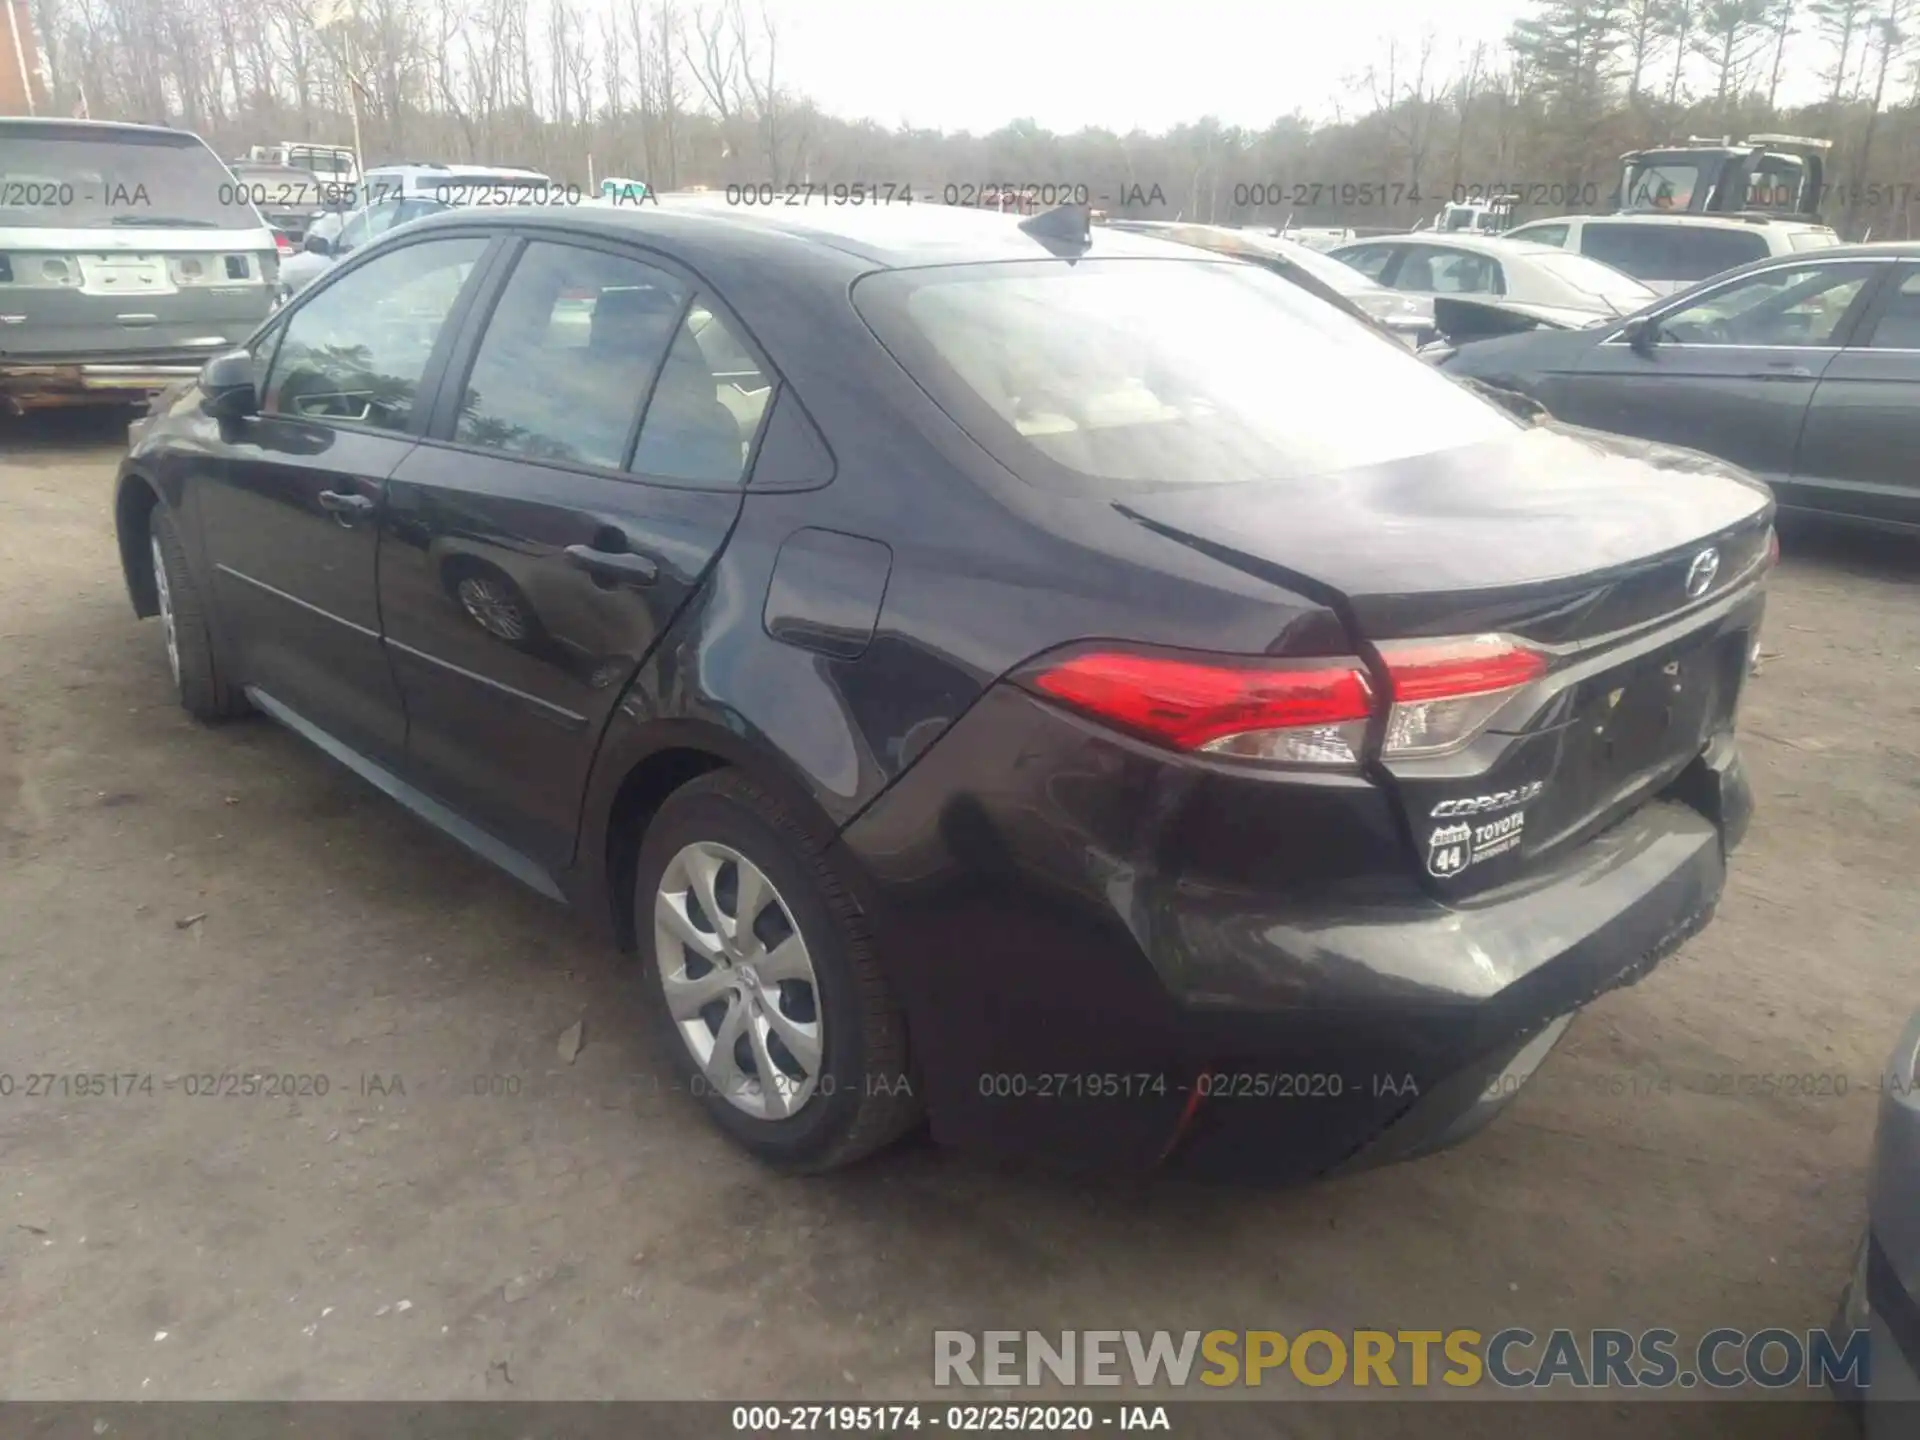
[1685,547,1721,599]
[1430,780,1544,819]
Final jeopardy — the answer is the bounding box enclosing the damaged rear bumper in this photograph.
[2,357,212,412]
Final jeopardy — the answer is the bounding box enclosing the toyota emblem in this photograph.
[1685,547,1720,599]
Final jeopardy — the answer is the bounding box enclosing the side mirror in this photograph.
[1622,316,1661,355]
[199,349,259,420]
[303,232,332,256]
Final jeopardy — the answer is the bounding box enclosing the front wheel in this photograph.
[635,771,920,1171]
[149,507,247,720]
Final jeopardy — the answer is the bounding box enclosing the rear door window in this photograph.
[632,306,771,484]
[1580,223,1769,284]
[1333,245,1399,282]
[1401,246,1503,296]
[453,241,689,471]
[1862,270,1920,349]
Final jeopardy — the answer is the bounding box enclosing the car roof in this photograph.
[1515,212,1837,233]
[0,117,209,143]
[1104,219,1389,284]
[399,198,1214,270]
[364,163,550,179]
[1336,232,1567,259]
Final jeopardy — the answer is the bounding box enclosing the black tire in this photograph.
[150,507,248,721]
[634,770,920,1171]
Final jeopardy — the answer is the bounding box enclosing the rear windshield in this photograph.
[1263,238,1377,295]
[1579,222,1769,283]
[0,127,262,230]
[288,148,355,178]
[853,258,1516,496]
[1529,251,1656,306]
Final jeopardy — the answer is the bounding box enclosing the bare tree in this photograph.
[1365,31,1439,192]
[1849,0,1913,230]
[1693,0,1772,113]
[730,0,781,182]
[1659,0,1699,105]
[1812,0,1872,100]
[1763,0,1798,105]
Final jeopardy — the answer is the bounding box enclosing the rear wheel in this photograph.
[635,771,919,1170]
[150,508,247,721]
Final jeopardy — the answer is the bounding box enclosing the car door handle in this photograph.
[564,543,659,586]
[317,490,376,523]
[1753,361,1813,379]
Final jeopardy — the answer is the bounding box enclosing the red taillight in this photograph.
[275,232,293,253]
[1766,527,1780,568]
[1025,649,1374,765]
[1380,635,1548,702]
[1376,635,1546,758]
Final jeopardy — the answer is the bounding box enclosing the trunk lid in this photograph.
[1115,424,1771,642]
[1117,425,1773,895]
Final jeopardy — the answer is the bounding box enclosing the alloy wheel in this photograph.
[150,533,180,689]
[653,840,823,1120]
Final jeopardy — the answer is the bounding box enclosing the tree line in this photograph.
[23,0,1920,239]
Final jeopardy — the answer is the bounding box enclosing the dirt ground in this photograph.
[2,408,1916,1434]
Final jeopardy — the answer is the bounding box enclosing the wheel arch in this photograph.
[592,717,850,954]
[115,471,164,618]
[602,742,732,952]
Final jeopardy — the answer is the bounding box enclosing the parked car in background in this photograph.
[280,164,566,299]
[1330,233,1656,328]
[1434,243,1920,534]
[1503,213,1841,295]
[1424,195,1517,235]
[244,142,359,190]
[1102,219,1434,345]
[357,162,559,208]
[0,117,279,414]
[225,161,330,253]
[117,201,1772,1180]
[598,176,650,204]
[1831,1007,1920,1432]
[279,192,458,298]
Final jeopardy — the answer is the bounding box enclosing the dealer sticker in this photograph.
[1427,809,1528,877]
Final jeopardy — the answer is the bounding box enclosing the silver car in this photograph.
[1330,232,1657,329]
[0,118,279,412]
[1833,1009,1920,1430]
[278,193,458,300]
[1104,220,1436,344]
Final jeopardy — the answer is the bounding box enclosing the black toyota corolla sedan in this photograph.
[114,198,1774,1180]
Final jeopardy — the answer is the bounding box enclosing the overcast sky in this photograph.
[752,0,1840,134]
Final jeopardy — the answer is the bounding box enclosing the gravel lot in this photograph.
[2,408,1916,1434]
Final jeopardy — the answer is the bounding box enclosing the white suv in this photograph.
[1502,213,1840,294]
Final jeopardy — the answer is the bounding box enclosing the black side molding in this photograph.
[244,686,567,903]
